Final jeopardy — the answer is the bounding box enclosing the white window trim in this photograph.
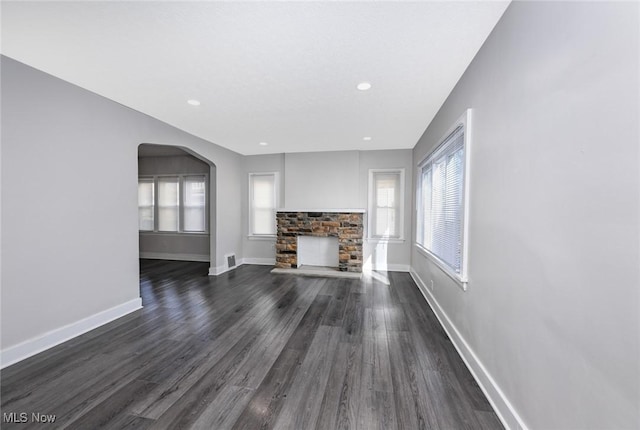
[247,235,277,241]
[157,176,180,233]
[366,237,406,244]
[182,174,209,233]
[139,231,209,237]
[248,171,280,238]
[368,168,405,241]
[138,177,155,232]
[416,108,472,290]
[138,173,209,234]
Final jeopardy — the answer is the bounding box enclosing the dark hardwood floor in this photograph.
[1,260,502,429]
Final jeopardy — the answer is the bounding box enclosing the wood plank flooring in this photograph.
[1,260,503,429]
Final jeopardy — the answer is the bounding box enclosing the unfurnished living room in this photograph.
[1,1,638,429]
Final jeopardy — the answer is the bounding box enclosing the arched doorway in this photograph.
[136,143,217,273]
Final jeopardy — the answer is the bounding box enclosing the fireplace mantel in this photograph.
[274,210,364,273]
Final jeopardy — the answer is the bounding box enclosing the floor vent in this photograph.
[226,253,236,269]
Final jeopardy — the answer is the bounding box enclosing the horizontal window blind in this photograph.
[183,176,206,232]
[138,174,208,234]
[138,178,154,231]
[419,126,465,274]
[372,171,401,238]
[158,177,180,232]
[250,173,277,236]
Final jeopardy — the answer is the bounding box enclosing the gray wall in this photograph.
[285,151,360,209]
[243,149,413,270]
[138,154,211,261]
[1,56,244,353]
[138,153,210,175]
[411,2,639,429]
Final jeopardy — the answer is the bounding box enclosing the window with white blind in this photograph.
[368,169,405,240]
[183,176,207,232]
[138,175,207,233]
[138,178,154,231]
[417,109,471,284]
[249,172,279,236]
[158,177,179,231]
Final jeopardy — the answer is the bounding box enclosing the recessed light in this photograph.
[187,99,201,106]
[357,82,372,91]
[259,142,268,146]
[363,137,372,141]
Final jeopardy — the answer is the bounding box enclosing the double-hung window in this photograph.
[138,178,155,231]
[368,169,405,240]
[138,175,207,233]
[417,109,471,285]
[158,177,179,231]
[183,176,207,232]
[249,172,279,237]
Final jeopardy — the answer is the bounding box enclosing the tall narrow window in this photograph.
[417,109,471,283]
[249,173,278,236]
[158,177,179,231]
[138,178,154,231]
[369,169,404,239]
[183,176,206,232]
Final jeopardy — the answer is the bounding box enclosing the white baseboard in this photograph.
[0,298,142,369]
[209,257,276,276]
[409,269,528,430]
[373,263,410,272]
[140,252,210,262]
[210,263,238,276]
[241,257,275,266]
[210,265,226,276]
[363,261,411,273]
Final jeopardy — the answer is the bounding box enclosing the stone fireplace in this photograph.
[274,210,364,273]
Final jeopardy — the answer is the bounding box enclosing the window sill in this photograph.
[139,231,209,237]
[367,237,405,244]
[247,235,276,241]
[415,243,467,291]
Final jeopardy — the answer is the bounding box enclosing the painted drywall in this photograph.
[411,2,639,429]
[138,154,211,261]
[1,56,243,355]
[284,151,360,209]
[138,153,210,175]
[243,149,413,271]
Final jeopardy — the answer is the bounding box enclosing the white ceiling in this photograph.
[1,1,509,155]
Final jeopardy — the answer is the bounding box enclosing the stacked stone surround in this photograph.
[276,211,364,272]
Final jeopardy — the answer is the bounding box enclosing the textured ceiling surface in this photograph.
[1,1,509,155]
